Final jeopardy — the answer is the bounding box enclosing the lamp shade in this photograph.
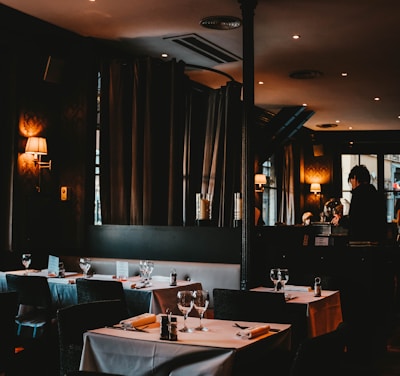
[254,174,267,185]
[310,183,321,193]
[25,137,47,155]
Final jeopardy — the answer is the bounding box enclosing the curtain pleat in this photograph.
[279,144,295,225]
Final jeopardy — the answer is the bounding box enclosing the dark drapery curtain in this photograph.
[183,81,243,227]
[100,56,242,226]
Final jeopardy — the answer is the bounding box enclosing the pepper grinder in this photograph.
[314,277,322,297]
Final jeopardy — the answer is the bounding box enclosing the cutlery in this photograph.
[110,324,149,332]
[234,323,280,332]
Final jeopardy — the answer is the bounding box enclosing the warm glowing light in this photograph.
[310,183,321,194]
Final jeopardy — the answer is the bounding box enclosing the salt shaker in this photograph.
[168,314,177,341]
[314,277,322,297]
[169,268,177,286]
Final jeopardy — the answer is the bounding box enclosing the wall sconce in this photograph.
[25,137,52,170]
[310,183,321,194]
[255,174,267,192]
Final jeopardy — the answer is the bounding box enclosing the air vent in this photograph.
[290,70,323,79]
[164,33,242,65]
[316,123,338,128]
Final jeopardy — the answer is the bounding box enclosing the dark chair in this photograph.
[213,288,289,323]
[67,372,124,376]
[0,291,18,375]
[76,278,128,314]
[6,273,54,339]
[57,299,128,376]
[289,322,348,376]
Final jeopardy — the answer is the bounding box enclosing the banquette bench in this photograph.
[60,256,240,308]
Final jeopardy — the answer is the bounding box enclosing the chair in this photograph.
[76,278,128,313]
[289,322,348,376]
[57,299,128,376]
[0,291,18,375]
[213,288,289,323]
[67,372,123,376]
[6,274,54,339]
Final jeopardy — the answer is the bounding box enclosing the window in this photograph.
[94,72,102,225]
[261,157,277,226]
[341,154,400,222]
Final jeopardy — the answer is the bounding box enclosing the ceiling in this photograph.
[2,0,400,132]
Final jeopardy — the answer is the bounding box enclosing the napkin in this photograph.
[120,313,157,328]
[284,285,312,292]
[236,324,270,339]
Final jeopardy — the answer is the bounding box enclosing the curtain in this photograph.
[279,144,295,225]
[183,81,242,226]
[100,57,186,225]
[100,57,242,226]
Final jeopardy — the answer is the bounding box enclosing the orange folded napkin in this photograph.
[284,285,312,292]
[120,313,157,328]
[236,324,270,339]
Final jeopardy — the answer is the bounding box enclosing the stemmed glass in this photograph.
[145,261,154,285]
[193,289,209,331]
[139,260,146,282]
[22,253,32,273]
[270,268,281,291]
[79,257,91,278]
[177,290,194,332]
[279,268,289,291]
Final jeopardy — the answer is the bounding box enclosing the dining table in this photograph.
[79,315,292,376]
[250,286,343,339]
[0,270,203,316]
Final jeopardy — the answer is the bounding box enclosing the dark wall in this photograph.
[83,225,241,264]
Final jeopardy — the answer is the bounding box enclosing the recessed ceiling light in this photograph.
[341,72,348,77]
[374,97,381,101]
[161,53,168,58]
[200,16,242,30]
[292,34,301,40]
[258,81,264,85]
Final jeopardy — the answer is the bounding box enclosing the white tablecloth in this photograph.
[0,271,203,316]
[80,315,291,376]
[251,286,343,338]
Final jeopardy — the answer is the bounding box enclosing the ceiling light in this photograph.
[374,97,380,101]
[161,53,168,58]
[292,34,301,39]
[200,16,242,30]
[341,72,348,77]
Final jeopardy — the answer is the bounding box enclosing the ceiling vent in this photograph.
[164,33,242,65]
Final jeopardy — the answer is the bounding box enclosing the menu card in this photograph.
[116,261,129,281]
[47,255,59,276]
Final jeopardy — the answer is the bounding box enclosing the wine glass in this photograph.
[193,289,209,331]
[177,290,194,332]
[279,268,289,291]
[270,268,280,291]
[146,261,154,285]
[139,260,146,282]
[79,257,91,277]
[22,253,32,273]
